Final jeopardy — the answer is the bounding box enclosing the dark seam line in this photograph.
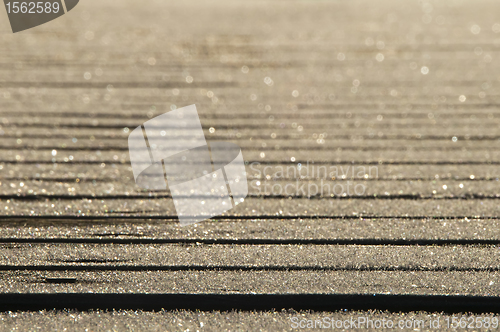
[0,293,499,313]
[2,160,500,165]
[1,194,500,200]
[0,177,495,182]
[0,215,496,220]
[4,135,500,141]
[0,238,498,245]
[8,123,500,129]
[0,82,239,88]
[0,265,498,272]
[2,111,500,118]
[2,113,500,119]
[4,146,500,152]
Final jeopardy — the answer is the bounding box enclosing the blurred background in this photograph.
[2,0,500,214]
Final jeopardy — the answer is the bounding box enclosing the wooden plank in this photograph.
[0,218,497,241]
[0,310,494,330]
[0,270,499,296]
[0,243,498,271]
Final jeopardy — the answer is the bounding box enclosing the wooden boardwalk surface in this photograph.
[1,0,500,329]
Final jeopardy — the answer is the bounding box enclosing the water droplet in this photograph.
[471,24,481,34]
